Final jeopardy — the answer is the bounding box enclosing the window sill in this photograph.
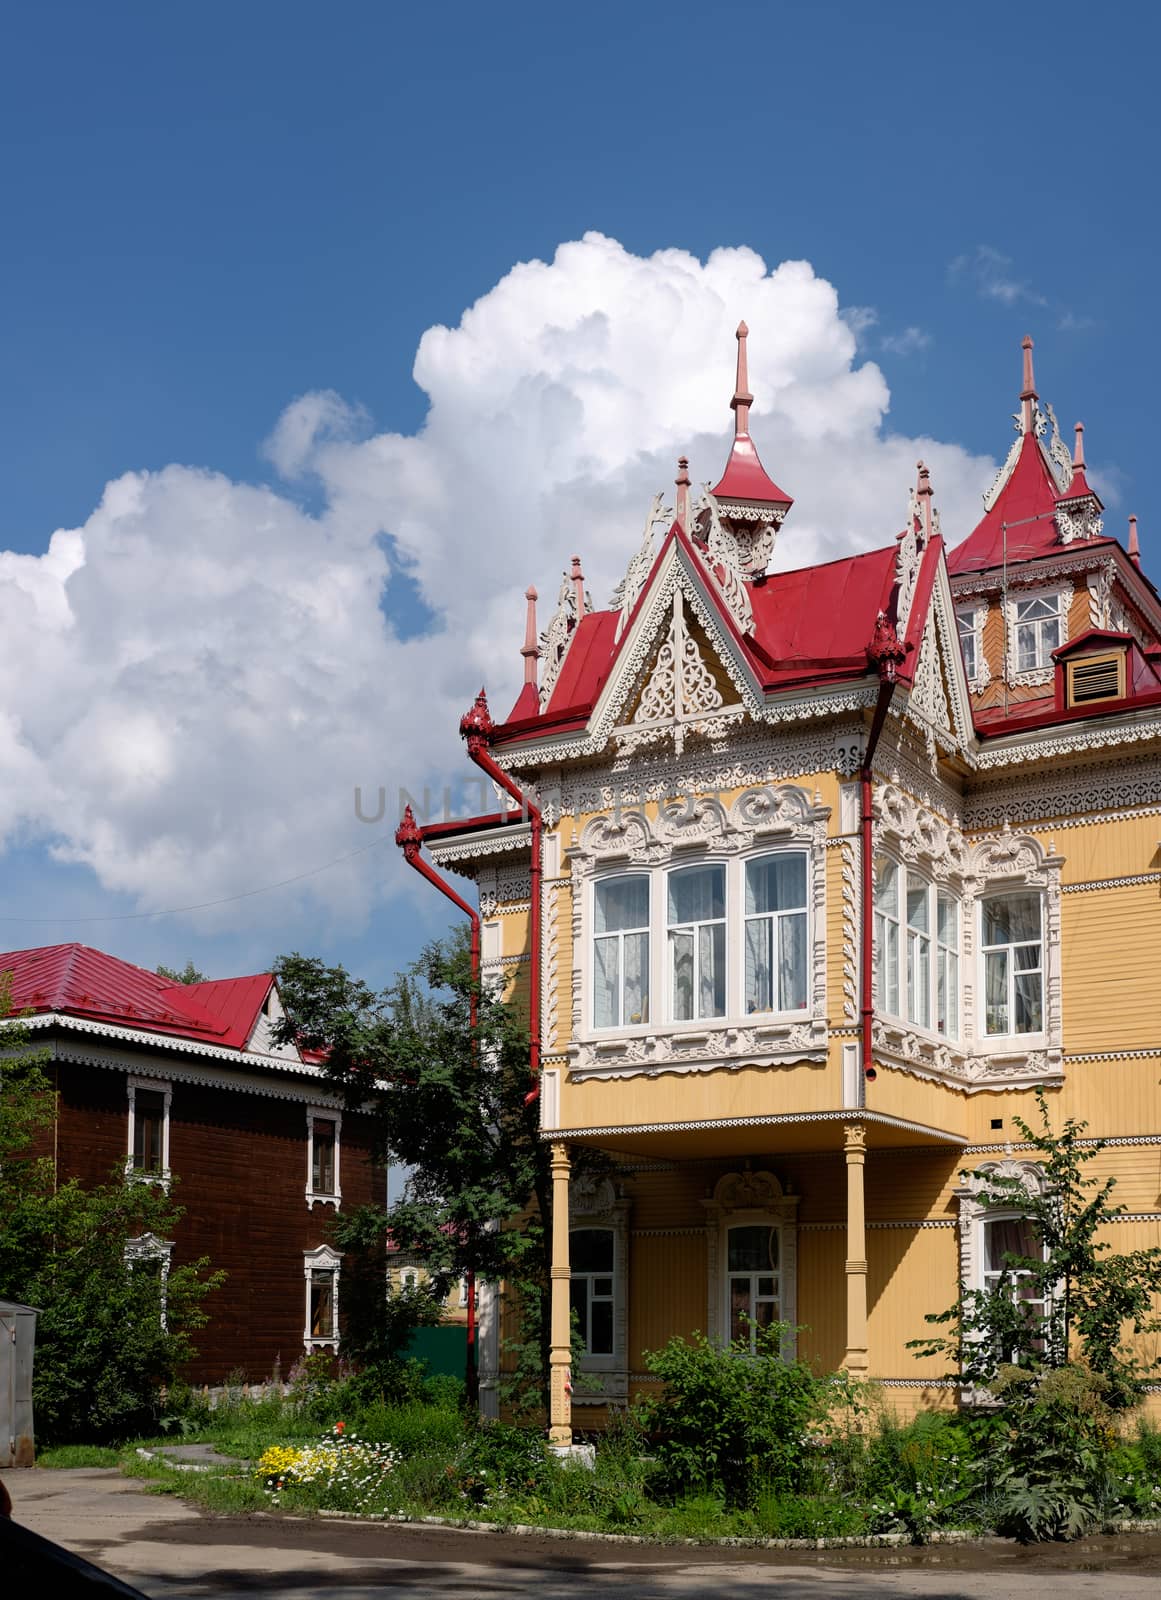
[580,1012,812,1046]
[306,1190,341,1210]
[125,1166,172,1193]
[304,1336,339,1351]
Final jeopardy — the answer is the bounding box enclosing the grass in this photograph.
[37,1444,123,1469]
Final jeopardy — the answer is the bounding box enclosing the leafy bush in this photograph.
[754,1491,866,1539]
[637,1326,826,1508]
[987,1364,1117,1541]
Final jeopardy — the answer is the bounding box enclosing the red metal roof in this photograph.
[0,942,280,1053]
[710,431,793,509]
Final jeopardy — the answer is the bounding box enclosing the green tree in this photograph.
[156,961,209,984]
[912,1088,1161,1409]
[0,989,223,1443]
[274,930,557,1411]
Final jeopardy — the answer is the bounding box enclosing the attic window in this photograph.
[1065,650,1125,707]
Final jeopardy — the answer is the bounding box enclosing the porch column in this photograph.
[842,1123,870,1374]
[548,1141,573,1446]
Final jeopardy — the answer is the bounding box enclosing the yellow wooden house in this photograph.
[408,328,1161,1440]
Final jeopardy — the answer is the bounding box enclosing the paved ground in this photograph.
[6,1467,1161,1599]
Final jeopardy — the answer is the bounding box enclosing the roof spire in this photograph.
[1020,334,1037,436]
[1129,515,1141,565]
[521,586,539,687]
[731,321,753,435]
[1073,420,1086,470]
[570,556,587,617]
[916,459,934,542]
[675,456,691,532]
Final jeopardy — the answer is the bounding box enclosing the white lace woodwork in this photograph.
[966,754,1161,829]
[1057,503,1104,545]
[540,568,596,709]
[870,789,1064,1091]
[953,1159,1048,1399]
[955,602,992,695]
[569,1173,631,1405]
[840,839,859,1023]
[907,615,953,762]
[1043,403,1074,495]
[566,785,830,1078]
[1002,583,1073,688]
[624,590,727,758]
[690,489,757,633]
[894,485,926,637]
[982,435,1023,512]
[611,493,670,643]
[702,1169,799,1357]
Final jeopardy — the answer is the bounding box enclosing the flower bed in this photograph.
[256,1424,399,1512]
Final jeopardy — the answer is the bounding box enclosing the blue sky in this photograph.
[1,1,1158,989]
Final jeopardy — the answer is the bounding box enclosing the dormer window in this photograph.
[1014,595,1062,672]
[1065,649,1125,707]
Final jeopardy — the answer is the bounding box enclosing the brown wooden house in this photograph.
[1,942,382,1383]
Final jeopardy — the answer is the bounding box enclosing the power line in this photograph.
[0,835,395,925]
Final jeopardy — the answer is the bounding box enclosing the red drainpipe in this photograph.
[460,688,543,1105]
[862,614,907,1081]
[395,803,480,1408]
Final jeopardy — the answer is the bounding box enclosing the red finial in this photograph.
[459,687,494,752]
[570,556,586,617]
[395,803,423,861]
[1129,515,1141,565]
[675,456,691,532]
[1073,421,1086,470]
[731,321,753,436]
[867,611,908,683]
[521,586,539,687]
[1019,334,1038,436]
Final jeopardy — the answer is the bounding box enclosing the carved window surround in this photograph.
[954,601,992,695]
[305,1106,342,1210]
[303,1244,342,1352]
[702,1168,799,1358]
[953,1159,1048,1402]
[565,785,830,1079]
[569,1174,631,1407]
[1001,582,1073,688]
[870,789,1064,1090]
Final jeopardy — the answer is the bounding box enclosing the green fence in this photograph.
[405,1324,467,1377]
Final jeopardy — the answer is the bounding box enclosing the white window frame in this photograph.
[591,871,651,1030]
[873,859,961,1042]
[124,1232,174,1330]
[126,1077,172,1190]
[723,1220,784,1356]
[703,1169,798,1361]
[569,788,830,1066]
[667,860,727,1023]
[1003,583,1071,686]
[303,1244,342,1351]
[741,848,810,1017]
[979,891,1045,1040]
[305,1107,342,1208]
[954,1162,1051,1380]
[955,604,985,688]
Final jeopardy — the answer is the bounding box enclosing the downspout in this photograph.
[460,688,543,1105]
[395,804,480,1410]
[862,614,907,1082]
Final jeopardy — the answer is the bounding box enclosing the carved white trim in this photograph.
[566,784,830,1077]
[954,1159,1048,1345]
[305,1105,342,1209]
[303,1244,343,1352]
[964,756,1161,828]
[973,713,1161,770]
[540,565,595,708]
[126,1075,172,1190]
[840,839,859,1023]
[690,489,757,632]
[872,783,969,882]
[954,600,992,695]
[610,493,670,643]
[1002,582,1072,687]
[1062,871,1161,893]
[124,1232,174,1329]
[549,1107,967,1146]
[702,1168,799,1356]
[426,824,533,884]
[11,1014,332,1087]
[1042,403,1073,495]
[982,435,1023,512]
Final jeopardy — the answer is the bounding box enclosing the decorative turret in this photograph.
[693,323,793,580]
[394,803,423,861]
[1054,419,1105,545]
[459,687,495,753]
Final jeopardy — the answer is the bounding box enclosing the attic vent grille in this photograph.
[1066,651,1124,706]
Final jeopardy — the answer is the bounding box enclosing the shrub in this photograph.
[987,1364,1118,1541]
[637,1326,826,1508]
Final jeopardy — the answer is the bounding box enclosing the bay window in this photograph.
[593,874,649,1028]
[982,893,1043,1035]
[744,852,808,1013]
[668,863,725,1021]
[874,860,960,1039]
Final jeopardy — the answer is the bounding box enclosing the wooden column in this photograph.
[548,1141,573,1446]
[842,1123,870,1374]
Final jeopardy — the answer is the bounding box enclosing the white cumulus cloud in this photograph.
[0,232,995,938]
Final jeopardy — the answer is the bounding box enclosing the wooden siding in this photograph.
[47,1059,382,1384]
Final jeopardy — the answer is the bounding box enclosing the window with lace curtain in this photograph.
[668,863,725,1021]
[744,852,808,1014]
[593,874,650,1027]
[873,858,960,1038]
[981,1212,1048,1354]
[981,892,1043,1035]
